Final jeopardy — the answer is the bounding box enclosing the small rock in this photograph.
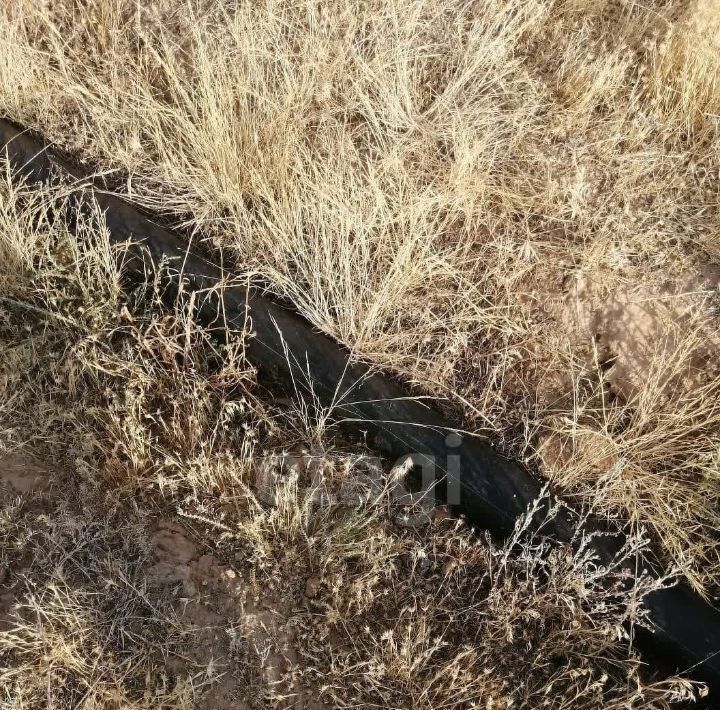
[304,576,321,599]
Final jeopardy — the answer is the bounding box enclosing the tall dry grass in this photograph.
[0,0,719,589]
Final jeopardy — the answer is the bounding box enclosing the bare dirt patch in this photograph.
[0,454,311,709]
[0,452,51,495]
[146,519,312,709]
[545,265,720,400]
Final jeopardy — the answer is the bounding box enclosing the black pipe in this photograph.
[1,118,718,702]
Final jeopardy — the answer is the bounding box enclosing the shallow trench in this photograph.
[1,117,719,704]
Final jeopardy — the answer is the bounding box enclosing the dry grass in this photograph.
[0,164,707,706]
[1,0,719,598]
[0,0,720,705]
[0,503,195,709]
[535,322,720,596]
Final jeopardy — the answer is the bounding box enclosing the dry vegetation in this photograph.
[1,0,720,706]
[0,176,704,707]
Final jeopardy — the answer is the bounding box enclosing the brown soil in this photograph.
[0,453,314,709]
[146,520,315,709]
[0,452,52,495]
[546,264,720,399]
